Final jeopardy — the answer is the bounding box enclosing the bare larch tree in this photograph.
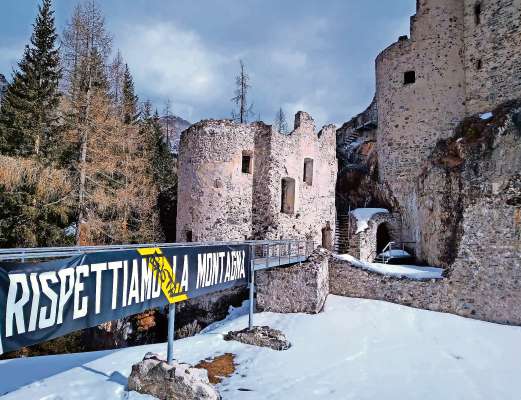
[231,60,253,123]
[61,1,112,245]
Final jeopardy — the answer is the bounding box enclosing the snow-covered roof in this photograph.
[334,253,443,280]
[350,208,389,233]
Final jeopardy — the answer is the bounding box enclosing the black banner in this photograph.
[0,244,250,354]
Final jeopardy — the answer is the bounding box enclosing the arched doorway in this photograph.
[376,223,391,254]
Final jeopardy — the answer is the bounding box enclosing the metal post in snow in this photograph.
[167,303,175,365]
[248,244,255,330]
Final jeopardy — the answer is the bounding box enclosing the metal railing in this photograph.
[0,239,316,264]
[375,241,416,264]
[251,239,315,271]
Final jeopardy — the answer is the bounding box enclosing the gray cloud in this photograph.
[1,0,417,127]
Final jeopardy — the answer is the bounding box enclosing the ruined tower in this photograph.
[176,112,337,246]
[371,0,521,257]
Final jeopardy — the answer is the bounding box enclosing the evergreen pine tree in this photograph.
[0,0,61,162]
[139,103,177,241]
[122,64,139,124]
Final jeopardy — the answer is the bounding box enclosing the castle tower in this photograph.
[375,0,467,253]
[176,120,261,242]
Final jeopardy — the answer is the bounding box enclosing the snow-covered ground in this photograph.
[1,295,520,400]
[334,253,444,280]
[350,208,389,233]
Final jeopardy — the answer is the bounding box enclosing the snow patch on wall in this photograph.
[350,208,389,233]
[333,253,443,280]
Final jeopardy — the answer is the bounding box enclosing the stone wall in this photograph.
[375,0,467,251]
[256,248,330,314]
[418,101,521,267]
[331,102,521,326]
[253,112,337,246]
[463,0,521,115]
[330,251,521,325]
[417,101,521,302]
[178,113,337,247]
[330,258,446,313]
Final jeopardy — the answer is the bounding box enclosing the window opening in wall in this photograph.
[404,70,416,85]
[474,2,482,25]
[303,158,314,185]
[476,59,482,70]
[186,230,193,242]
[281,177,296,214]
[241,151,252,174]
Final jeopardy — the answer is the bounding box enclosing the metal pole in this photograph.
[248,245,255,330]
[167,303,175,365]
[265,244,269,270]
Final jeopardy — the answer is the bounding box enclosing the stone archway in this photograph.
[344,209,400,262]
[376,223,391,254]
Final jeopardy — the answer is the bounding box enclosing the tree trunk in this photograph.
[75,76,93,246]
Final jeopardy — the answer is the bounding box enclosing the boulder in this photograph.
[128,353,221,400]
[224,326,291,351]
[255,247,330,314]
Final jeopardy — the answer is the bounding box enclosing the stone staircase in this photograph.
[345,131,360,146]
[334,214,351,254]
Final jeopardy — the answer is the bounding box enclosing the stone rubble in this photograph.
[224,326,291,351]
[128,352,221,400]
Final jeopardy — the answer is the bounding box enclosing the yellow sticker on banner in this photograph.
[137,248,188,304]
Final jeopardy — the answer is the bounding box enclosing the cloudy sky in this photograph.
[0,0,416,127]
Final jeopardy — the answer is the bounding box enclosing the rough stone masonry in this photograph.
[176,112,336,246]
[255,247,330,314]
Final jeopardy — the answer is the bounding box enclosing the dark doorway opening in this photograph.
[376,224,391,254]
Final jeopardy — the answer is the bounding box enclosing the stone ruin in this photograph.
[333,0,521,325]
[337,0,521,263]
[177,111,337,247]
[171,0,521,330]
[339,210,401,262]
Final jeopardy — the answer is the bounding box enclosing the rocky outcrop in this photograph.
[159,115,191,154]
[418,100,521,267]
[255,247,330,314]
[128,352,220,400]
[224,326,291,351]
